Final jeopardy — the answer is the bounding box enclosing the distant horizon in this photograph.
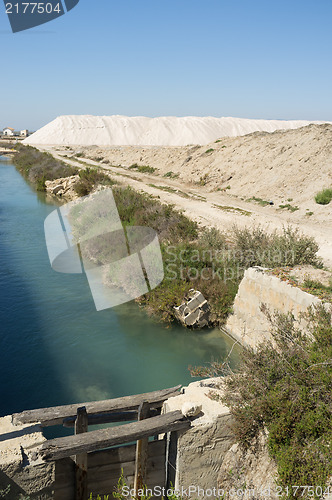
[2,113,332,134]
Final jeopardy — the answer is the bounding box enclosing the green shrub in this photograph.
[302,278,332,301]
[232,225,322,268]
[13,144,78,186]
[128,163,156,174]
[279,203,299,212]
[246,196,271,206]
[74,167,115,196]
[36,175,47,192]
[139,240,241,326]
[315,188,332,205]
[163,171,179,178]
[199,173,209,186]
[199,227,227,250]
[194,305,332,497]
[205,148,214,154]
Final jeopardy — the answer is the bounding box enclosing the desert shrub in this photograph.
[74,168,115,196]
[13,144,78,185]
[36,175,47,192]
[195,305,332,497]
[138,240,241,325]
[279,203,299,212]
[302,279,332,301]
[315,188,332,205]
[163,171,179,178]
[247,196,271,206]
[199,227,227,250]
[112,186,197,243]
[232,226,322,268]
[128,163,156,174]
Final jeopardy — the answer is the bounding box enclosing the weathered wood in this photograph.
[13,385,181,427]
[88,438,165,467]
[35,410,190,462]
[134,402,150,498]
[75,407,88,500]
[63,409,159,428]
[55,440,166,499]
[166,431,178,489]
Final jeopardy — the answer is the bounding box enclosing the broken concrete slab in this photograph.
[174,289,210,328]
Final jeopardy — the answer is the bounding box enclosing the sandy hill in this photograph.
[23,115,327,147]
[77,123,332,206]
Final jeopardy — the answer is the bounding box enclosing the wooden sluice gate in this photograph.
[4,385,191,499]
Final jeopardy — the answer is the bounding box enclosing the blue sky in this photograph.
[1,0,332,130]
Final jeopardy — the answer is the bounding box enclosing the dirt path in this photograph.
[39,146,332,269]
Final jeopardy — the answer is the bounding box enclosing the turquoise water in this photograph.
[0,158,239,420]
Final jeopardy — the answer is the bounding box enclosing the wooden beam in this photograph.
[134,402,150,498]
[33,411,190,462]
[12,385,181,427]
[63,409,159,428]
[75,407,88,500]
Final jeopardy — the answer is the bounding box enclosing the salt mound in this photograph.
[24,115,327,147]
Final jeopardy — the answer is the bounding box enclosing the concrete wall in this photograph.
[226,266,321,349]
[163,378,235,495]
[0,416,54,499]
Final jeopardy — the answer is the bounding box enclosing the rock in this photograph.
[45,175,80,200]
[217,430,278,499]
[0,416,55,498]
[174,289,210,328]
[181,402,202,418]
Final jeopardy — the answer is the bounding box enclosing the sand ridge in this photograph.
[23,115,329,147]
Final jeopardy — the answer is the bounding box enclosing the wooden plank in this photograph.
[55,441,166,500]
[134,402,150,498]
[75,407,88,500]
[55,458,75,500]
[13,385,181,427]
[88,439,165,468]
[34,411,190,462]
[166,431,178,489]
[63,409,159,428]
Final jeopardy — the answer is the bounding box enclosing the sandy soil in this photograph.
[37,124,332,269]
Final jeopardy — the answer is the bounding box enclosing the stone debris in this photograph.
[45,175,80,200]
[174,289,210,328]
[181,402,202,418]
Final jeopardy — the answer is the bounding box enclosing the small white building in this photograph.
[3,127,15,136]
[20,129,29,137]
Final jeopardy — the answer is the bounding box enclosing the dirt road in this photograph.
[39,145,332,268]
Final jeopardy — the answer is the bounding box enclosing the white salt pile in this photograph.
[24,115,327,147]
